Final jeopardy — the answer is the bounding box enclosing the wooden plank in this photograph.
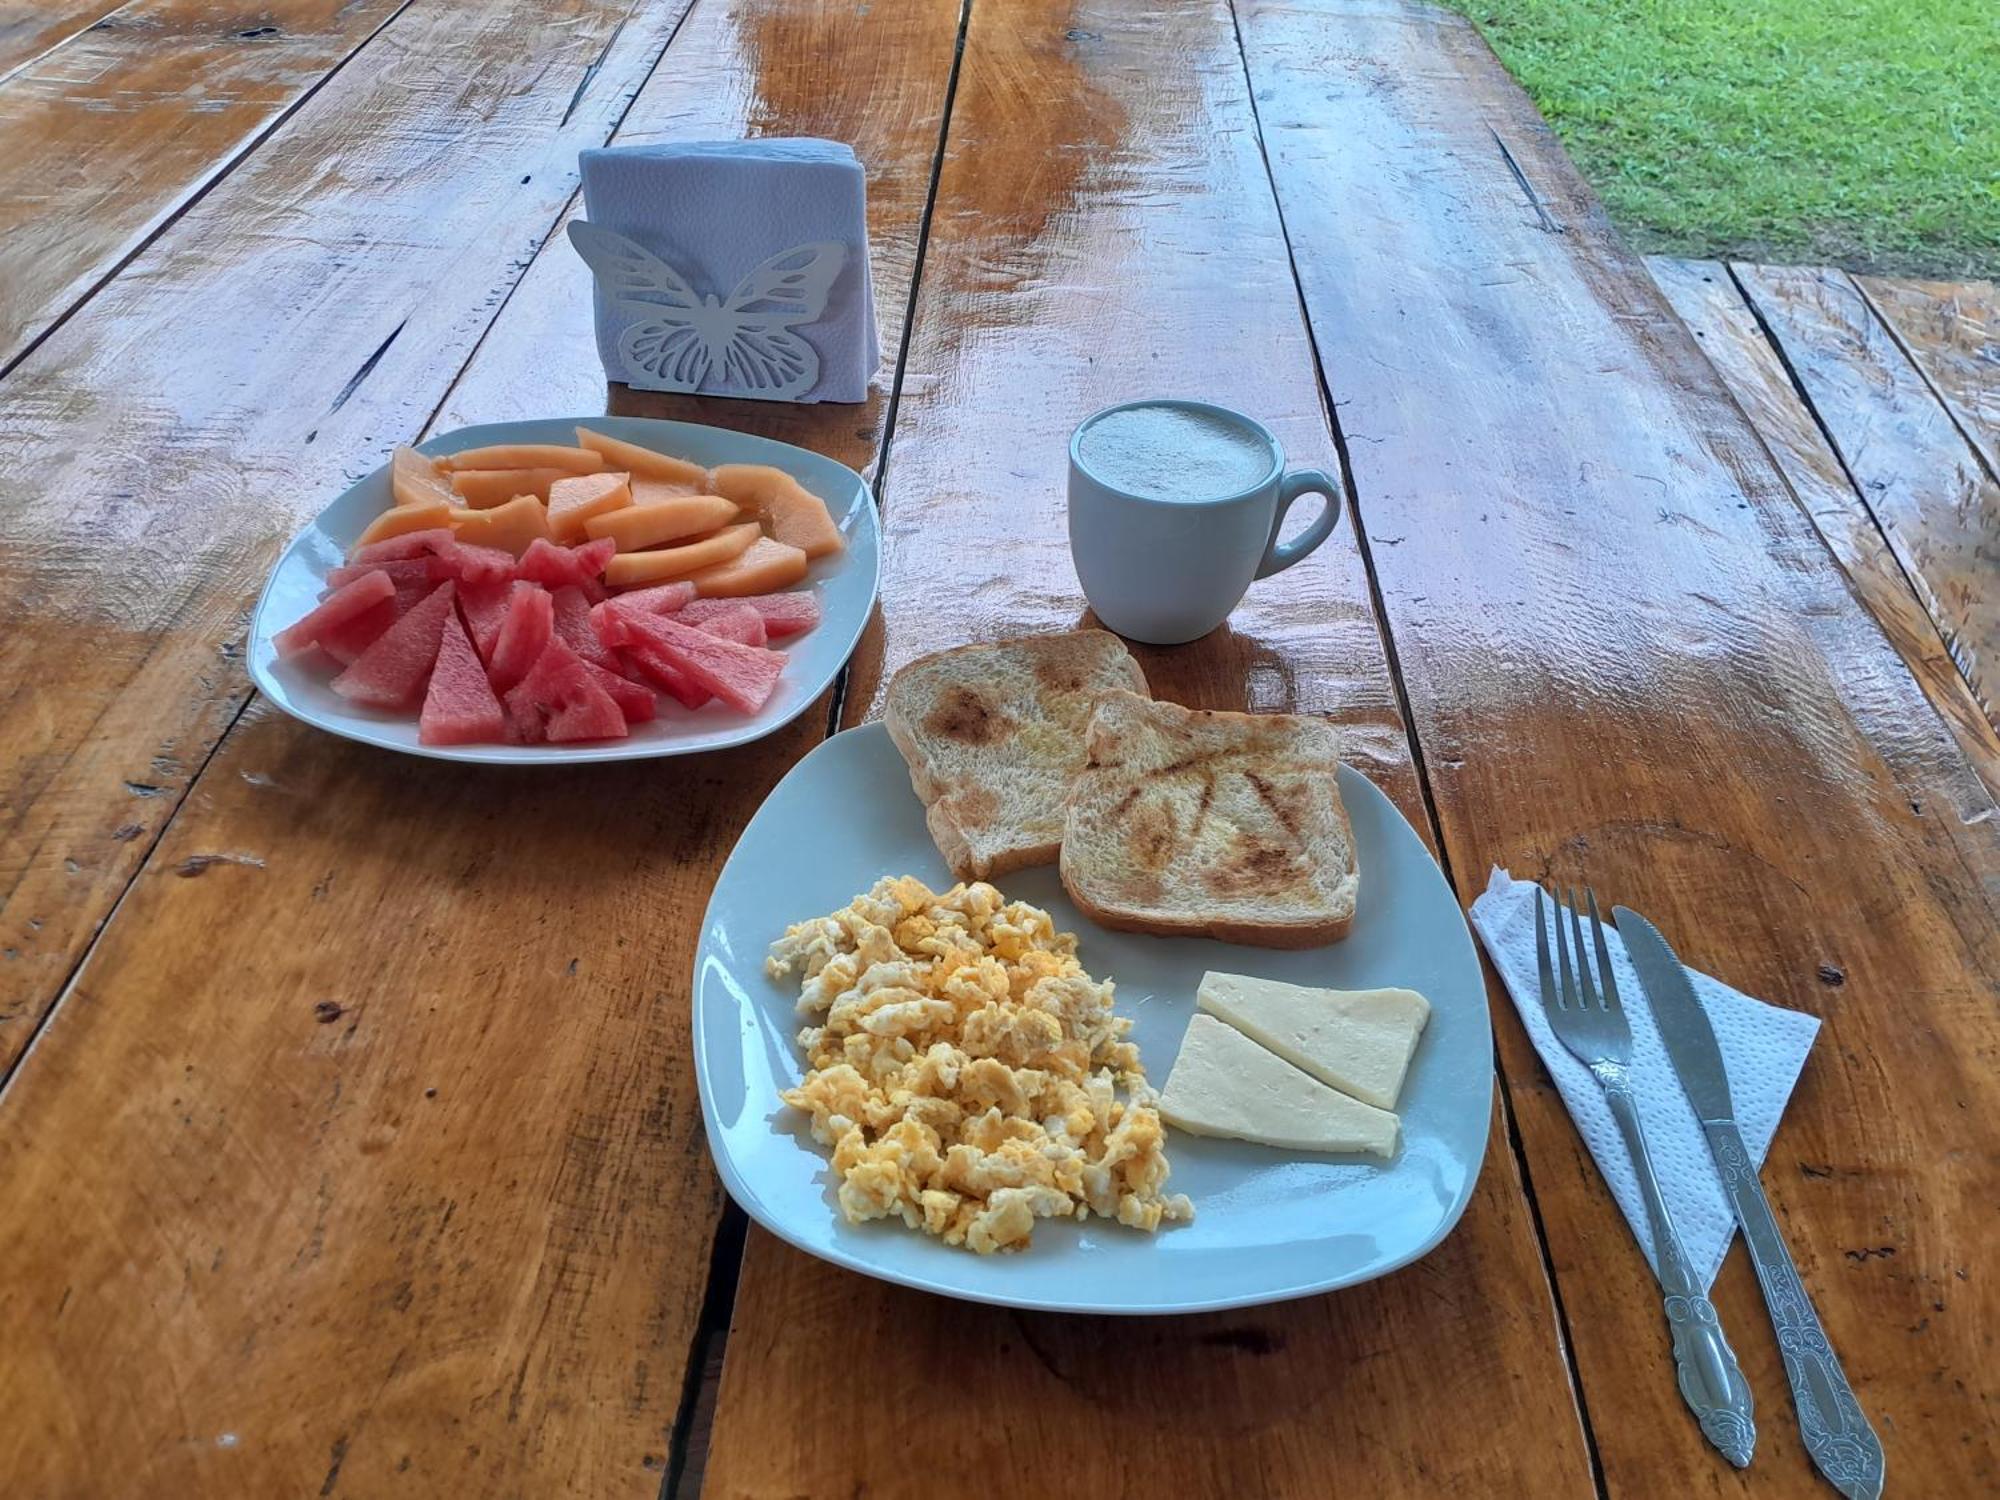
[0,0,964,1492]
[1648,258,2000,797]
[1735,264,1999,728]
[0,0,127,77]
[0,0,694,1073]
[1856,276,2000,480]
[0,0,413,367]
[701,2,1596,1495]
[1241,2,2000,1494]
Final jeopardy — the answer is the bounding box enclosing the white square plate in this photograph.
[248,416,880,763]
[694,721,1494,1313]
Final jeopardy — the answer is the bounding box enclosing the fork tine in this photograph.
[1552,885,1578,1010]
[1567,885,1600,1010]
[1586,887,1622,1014]
[1534,887,1558,1014]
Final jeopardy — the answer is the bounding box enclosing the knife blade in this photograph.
[1615,906,1886,1500]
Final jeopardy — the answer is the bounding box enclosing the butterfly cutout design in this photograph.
[568,221,846,401]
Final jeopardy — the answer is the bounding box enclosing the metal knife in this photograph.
[1615,907,1886,1500]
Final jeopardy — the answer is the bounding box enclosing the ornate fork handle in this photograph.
[1598,1068,1756,1465]
[1705,1121,1885,1498]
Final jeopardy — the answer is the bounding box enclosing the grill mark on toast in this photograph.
[924,684,1011,745]
[1190,775,1217,842]
[1245,771,1305,847]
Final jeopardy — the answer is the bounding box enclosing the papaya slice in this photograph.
[576,427,710,488]
[603,522,760,588]
[709,464,844,558]
[441,444,603,474]
[687,535,810,597]
[586,494,739,552]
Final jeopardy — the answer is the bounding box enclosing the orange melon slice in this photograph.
[709,464,844,558]
[451,467,572,507]
[603,522,760,588]
[441,444,603,474]
[687,536,810,597]
[391,445,459,509]
[586,494,739,552]
[547,471,633,543]
[576,427,711,488]
[630,474,708,506]
[356,499,454,548]
[444,494,552,557]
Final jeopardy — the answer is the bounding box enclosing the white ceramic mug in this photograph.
[1067,399,1343,644]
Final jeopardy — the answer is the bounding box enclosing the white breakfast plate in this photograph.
[247,416,880,763]
[693,721,1494,1314]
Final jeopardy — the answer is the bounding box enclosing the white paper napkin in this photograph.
[575,139,879,403]
[1469,868,1820,1289]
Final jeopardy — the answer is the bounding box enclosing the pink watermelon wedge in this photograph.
[457,578,513,663]
[503,641,629,743]
[678,591,819,640]
[319,597,399,665]
[692,602,767,647]
[325,557,437,594]
[420,611,506,745]
[580,658,656,724]
[349,528,455,566]
[607,580,696,616]
[592,603,783,714]
[275,570,395,660]
[621,644,712,710]
[550,584,620,670]
[487,583,554,693]
[429,536,516,587]
[516,537,616,590]
[332,581,456,709]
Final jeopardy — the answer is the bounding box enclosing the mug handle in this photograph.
[1255,468,1344,579]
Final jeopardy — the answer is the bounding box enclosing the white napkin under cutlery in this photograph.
[1469,868,1820,1289]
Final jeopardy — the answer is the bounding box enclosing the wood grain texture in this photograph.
[0,0,128,76]
[702,3,1594,1495]
[1648,258,2000,798]
[0,0,963,1492]
[1734,264,1999,729]
[0,0,411,365]
[0,0,695,1075]
[1857,276,2000,479]
[1243,2,2000,1494]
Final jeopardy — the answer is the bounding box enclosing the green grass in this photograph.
[1454,0,2000,276]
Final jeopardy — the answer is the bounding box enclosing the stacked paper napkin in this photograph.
[572,139,879,404]
[1470,869,1820,1289]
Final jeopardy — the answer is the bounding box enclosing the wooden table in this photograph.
[2,1,1994,1495]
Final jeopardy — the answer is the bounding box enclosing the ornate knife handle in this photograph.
[1705,1120,1885,1499]
[1598,1072,1756,1466]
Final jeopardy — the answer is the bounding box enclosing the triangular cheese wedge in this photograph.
[1158,1014,1398,1158]
[1197,972,1430,1110]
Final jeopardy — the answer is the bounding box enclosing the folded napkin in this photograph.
[572,139,879,403]
[1469,869,1820,1289]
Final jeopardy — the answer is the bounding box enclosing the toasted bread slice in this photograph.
[884,632,1149,880]
[1060,692,1357,947]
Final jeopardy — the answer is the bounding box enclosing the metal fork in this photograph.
[1536,885,1757,1467]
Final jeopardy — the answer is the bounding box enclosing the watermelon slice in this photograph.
[691,602,768,647]
[580,658,657,724]
[607,580,697,616]
[332,581,456,709]
[621,643,712,710]
[319,597,399,665]
[348,527,455,566]
[592,603,783,714]
[515,537,617,590]
[487,582,554,692]
[325,557,437,594]
[457,578,513,662]
[429,536,517,586]
[503,641,629,743]
[420,612,506,745]
[275,570,395,660]
[550,584,619,670]
[678,591,820,640]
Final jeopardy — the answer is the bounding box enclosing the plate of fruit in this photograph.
[247,416,880,762]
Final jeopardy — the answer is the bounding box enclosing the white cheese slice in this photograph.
[1158,1014,1399,1158]
[1197,972,1430,1109]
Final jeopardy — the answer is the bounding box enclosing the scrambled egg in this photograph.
[768,875,1193,1253]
